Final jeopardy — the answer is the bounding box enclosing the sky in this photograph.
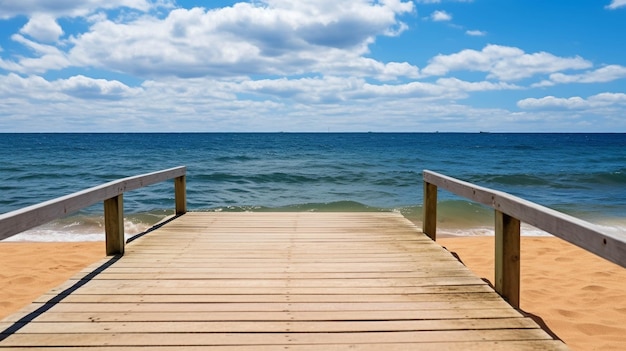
[1,0,626,132]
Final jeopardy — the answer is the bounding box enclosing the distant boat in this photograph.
[479,131,491,134]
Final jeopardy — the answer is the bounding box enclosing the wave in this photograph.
[471,174,553,187]
[464,169,626,191]
[4,211,173,242]
[213,155,261,163]
[6,199,624,242]
[194,172,372,185]
[208,201,382,213]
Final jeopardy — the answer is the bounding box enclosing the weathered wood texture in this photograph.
[104,194,125,255]
[174,175,187,215]
[0,212,568,350]
[422,181,438,240]
[495,210,521,307]
[423,170,626,269]
[0,166,186,241]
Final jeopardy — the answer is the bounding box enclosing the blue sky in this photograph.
[1,0,625,132]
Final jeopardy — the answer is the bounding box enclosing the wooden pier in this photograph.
[0,212,568,350]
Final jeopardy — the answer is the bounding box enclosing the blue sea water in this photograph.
[1,133,625,241]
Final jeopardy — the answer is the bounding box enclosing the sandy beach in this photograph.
[439,236,626,351]
[0,242,105,319]
[1,237,625,350]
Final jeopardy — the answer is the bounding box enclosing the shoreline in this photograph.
[1,237,625,350]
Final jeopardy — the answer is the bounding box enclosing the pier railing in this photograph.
[0,166,186,255]
[423,170,626,308]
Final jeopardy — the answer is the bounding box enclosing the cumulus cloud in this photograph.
[236,76,440,103]
[0,72,505,132]
[0,73,140,101]
[59,75,140,100]
[235,74,521,103]
[422,44,592,81]
[8,34,70,73]
[20,14,64,42]
[1,1,624,132]
[518,93,626,110]
[431,10,452,21]
[63,1,415,79]
[517,96,587,110]
[606,0,626,9]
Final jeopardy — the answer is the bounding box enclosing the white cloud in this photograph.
[2,69,623,132]
[0,57,23,72]
[8,34,70,73]
[431,10,452,21]
[1,1,625,133]
[62,1,415,79]
[465,29,486,36]
[59,75,140,100]
[517,96,587,110]
[0,72,525,132]
[530,79,555,88]
[436,77,520,92]
[549,65,626,83]
[606,0,626,9]
[0,73,140,101]
[0,0,167,19]
[422,44,592,81]
[20,14,64,42]
[236,75,520,103]
[518,93,626,110]
[591,92,626,103]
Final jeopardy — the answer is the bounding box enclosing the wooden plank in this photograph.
[174,175,186,215]
[8,318,539,334]
[0,340,570,351]
[43,279,486,296]
[0,212,566,350]
[26,300,515,313]
[71,270,474,280]
[423,181,438,240]
[2,309,524,324]
[49,287,493,296]
[35,292,503,304]
[423,170,626,268]
[495,210,521,308]
[0,330,556,347]
[104,194,124,256]
[0,166,185,241]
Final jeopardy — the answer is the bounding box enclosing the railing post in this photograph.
[175,175,187,215]
[495,210,521,308]
[104,194,125,256]
[423,181,438,241]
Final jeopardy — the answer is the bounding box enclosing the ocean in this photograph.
[1,133,625,241]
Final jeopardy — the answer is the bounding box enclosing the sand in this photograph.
[0,238,625,350]
[0,242,105,319]
[439,236,626,351]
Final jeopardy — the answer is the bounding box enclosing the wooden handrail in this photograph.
[0,166,187,255]
[423,170,626,307]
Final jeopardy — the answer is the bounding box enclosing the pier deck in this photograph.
[0,212,568,350]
